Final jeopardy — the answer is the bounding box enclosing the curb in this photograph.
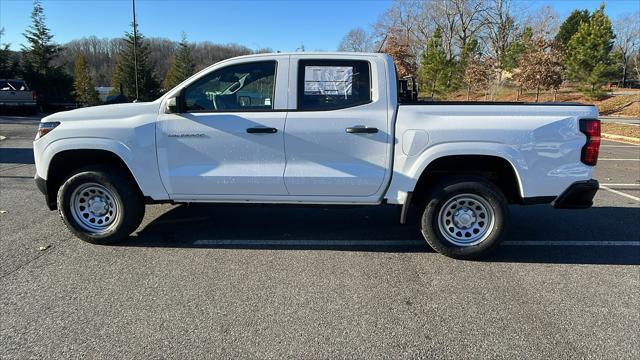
[602,132,640,144]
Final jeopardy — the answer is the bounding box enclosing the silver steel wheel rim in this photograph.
[70,183,120,234]
[437,193,495,247]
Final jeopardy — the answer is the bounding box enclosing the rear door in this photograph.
[283,56,391,197]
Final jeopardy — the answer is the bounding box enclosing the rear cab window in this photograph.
[297,60,371,111]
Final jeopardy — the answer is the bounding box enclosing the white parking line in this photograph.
[192,239,639,247]
[600,183,640,186]
[599,158,640,161]
[600,143,640,148]
[600,186,640,202]
[502,241,640,246]
[601,145,640,148]
[193,239,425,247]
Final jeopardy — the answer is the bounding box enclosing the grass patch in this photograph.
[596,94,640,115]
[602,123,640,139]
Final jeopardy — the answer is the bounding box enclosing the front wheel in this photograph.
[57,166,145,244]
[420,178,508,260]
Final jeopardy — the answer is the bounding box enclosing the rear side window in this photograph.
[297,60,371,111]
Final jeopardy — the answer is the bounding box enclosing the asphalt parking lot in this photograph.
[1,115,638,359]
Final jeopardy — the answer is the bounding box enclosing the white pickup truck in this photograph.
[33,53,601,259]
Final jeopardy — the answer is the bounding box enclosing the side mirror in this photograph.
[165,96,179,114]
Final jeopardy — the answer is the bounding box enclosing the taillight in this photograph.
[32,91,37,101]
[579,119,600,166]
[35,122,60,140]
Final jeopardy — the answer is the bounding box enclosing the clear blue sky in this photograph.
[1,0,638,52]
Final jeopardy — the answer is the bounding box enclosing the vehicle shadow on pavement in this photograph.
[127,203,640,265]
[0,148,35,164]
[131,204,429,253]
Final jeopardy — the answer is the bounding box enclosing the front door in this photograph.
[156,60,288,198]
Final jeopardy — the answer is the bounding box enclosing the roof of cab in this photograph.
[224,52,390,60]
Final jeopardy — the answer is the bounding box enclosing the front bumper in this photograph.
[552,180,599,209]
[34,174,56,210]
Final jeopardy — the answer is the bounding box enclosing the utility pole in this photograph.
[132,0,139,101]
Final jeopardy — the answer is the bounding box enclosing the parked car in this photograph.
[0,79,37,114]
[32,53,600,259]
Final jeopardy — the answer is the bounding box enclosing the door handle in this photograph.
[246,127,277,134]
[346,127,378,134]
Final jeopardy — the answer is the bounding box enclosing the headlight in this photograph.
[35,121,60,140]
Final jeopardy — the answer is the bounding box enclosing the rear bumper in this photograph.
[552,180,599,209]
[34,174,56,210]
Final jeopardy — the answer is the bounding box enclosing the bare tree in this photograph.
[482,0,517,85]
[373,0,430,64]
[373,0,488,65]
[613,11,640,87]
[464,55,494,100]
[634,51,640,82]
[515,37,563,102]
[525,5,561,39]
[430,0,458,60]
[383,31,417,77]
[451,0,487,50]
[337,28,373,52]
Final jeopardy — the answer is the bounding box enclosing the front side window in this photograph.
[183,61,276,112]
[297,60,371,111]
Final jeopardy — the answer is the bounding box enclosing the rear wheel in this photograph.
[420,178,508,260]
[57,166,144,244]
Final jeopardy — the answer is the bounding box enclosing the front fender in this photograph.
[35,137,168,200]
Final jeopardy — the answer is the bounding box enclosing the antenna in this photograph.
[377,34,388,53]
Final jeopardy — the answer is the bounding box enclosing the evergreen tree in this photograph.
[502,27,533,73]
[0,28,19,78]
[72,54,100,106]
[20,0,72,104]
[111,22,159,101]
[555,9,590,48]
[419,28,452,99]
[565,5,617,97]
[163,33,195,90]
[21,0,59,76]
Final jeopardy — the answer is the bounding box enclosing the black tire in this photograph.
[57,166,145,244]
[420,177,508,260]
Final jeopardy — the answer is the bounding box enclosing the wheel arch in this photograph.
[45,148,143,210]
[411,154,524,206]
